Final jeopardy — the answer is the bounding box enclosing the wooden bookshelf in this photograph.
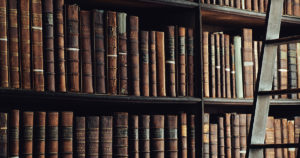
[203,98,300,106]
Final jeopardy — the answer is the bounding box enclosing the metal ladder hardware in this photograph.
[246,0,300,158]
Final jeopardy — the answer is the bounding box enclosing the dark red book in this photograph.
[34,112,46,158]
[21,112,34,158]
[166,26,176,97]
[114,112,128,158]
[0,0,8,88]
[149,31,157,97]
[187,28,194,96]
[151,115,164,158]
[75,117,85,158]
[129,115,139,158]
[46,112,58,158]
[166,115,178,158]
[178,27,186,96]
[9,110,19,158]
[60,112,73,158]
[139,115,150,158]
[0,113,7,158]
[100,115,113,158]
[140,31,150,96]
[188,114,196,158]
[87,116,99,158]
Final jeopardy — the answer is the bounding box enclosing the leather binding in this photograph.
[203,113,210,158]
[87,116,99,158]
[278,45,288,99]
[287,0,292,15]
[80,10,93,94]
[231,43,236,98]
[225,113,232,158]
[253,41,258,93]
[9,110,19,158]
[295,116,300,156]
[274,119,283,158]
[239,114,246,158]
[225,34,231,98]
[74,117,85,158]
[156,31,166,97]
[179,113,187,158]
[34,112,46,158]
[178,27,186,96]
[116,12,127,95]
[234,36,243,98]
[60,112,73,158]
[246,114,251,137]
[140,31,150,96]
[106,11,117,95]
[264,0,269,12]
[100,115,113,158]
[129,115,139,158]
[294,0,300,16]
[259,0,264,12]
[253,0,259,11]
[46,112,58,158]
[166,115,178,158]
[31,0,44,91]
[114,112,128,158]
[288,120,295,158]
[297,43,300,99]
[187,28,194,96]
[21,112,34,158]
[220,33,226,98]
[0,0,8,88]
[282,119,288,158]
[265,117,275,158]
[245,0,251,10]
[203,31,209,97]
[188,114,196,158]
[150,115,164,158]
[129,16,140,96]
[242,28,253,99]
[287,43,297,99]
[218,117,225,158]
[139,115,150,158]
[166,26,176,97]
[54,0,66,92]
[92,10,105,94]
[210,33,216,98]
[149,31,157,97]
[8,0,20,88]
[0,113,7,158]
[43,0,55,92]
[66,5,80,92]
[215,33,221,98]
[231,113,240,158]
[210,124,218,158]
[235,0,241,9]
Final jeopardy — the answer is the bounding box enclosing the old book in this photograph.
[114,112,128,158]
[287,0,293,15]
[74,117,85,158]
[149,31,157,97]
[156,31,166,97]
[34,112,46,158]
[225,34,231,98]
[287,43,297,99]
[139,115,150,158]
[140,31,150,96]
[278,45,288,98]
[218,117,225,158]
[220,34,226,98]
[60,112,73,158]
[225,113,232,158]
[100,115,113,158]
[0,0,8,88]
[264,0,269,12]
[187,28,194,96]
[275,119,283,158]
[259,0,264,12]
[234,36,244,98]
[0,113,7,158]
[188,114,196,158]
[230,0,234,7]
[92,10,106,94]
[246,114,252,137]
[129,16,140,96]
[166,26,176,97]
[282,119,289,158]
[178,27,186,96]
[295,116,300,156]
[203,113,210,158]
[225,0,230,5]
[8,0,20,88]
[129,115,139,158]
[242,28,253,98]
[203,31,210,97]
[21,112,34,158]
[87,116,99,158]
[9,110,19,158]
[288,120,295,158]
[245,0,251,10]
[210,33,216,98]
[253,41,258,92]
[66,5,80,92]
[46,112,58,158]
[239,114,247,158]
[210,124,218,158]
[253,0,259,11]
[43,0,55,92]
[54,0,66,92]
[294,0,300,16]
[215,33,221,98]
[179,113,188,158]
[235,0,241,8]
[151,115,164,158]
[166,115,178,158]
[117,12,127,95]
[297,43,300,99]
[265,117,275,158]
[231,113,240,158]
[231,44,236,98]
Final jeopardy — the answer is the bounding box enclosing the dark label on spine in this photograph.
[36,126,46,140]
[142,52,149,63]
[130,128,138,140]
[23,126,33,140]
[179,37,185,55]
[166,128,177,139]
[47,126,58,140]
[151,128,164,139]
[139,128,149,140]
[189,128,195,138]
[115,127,128,137]
[61,127,73,140]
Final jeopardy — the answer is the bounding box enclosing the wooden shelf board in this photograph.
[203,98,300,106]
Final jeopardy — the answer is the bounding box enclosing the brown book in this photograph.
[114,112,128,158]
[210,33,216,98]
[235,0,241,9]
[117,12,128,95]
[242,28,253,98]
[282,119,289,158]
[9,110,19,158]
[287,0,293,15]
[75,117,85,158]
[264,0,269,12]
[156,31,166,97]
[151,115,164,158]
[8,0,20,88]
[0,0,8,88]
[166,26,176,97]
[188,114,196,158]
[225,34,231,98]
[297,43,300,99]
[203,113,210,158]
[139,115,150,158]
[265,117,275,158]
[129,115,139,158]
[253,41,259,93]
[54,0,66,92]
[149,31,157,97]
[294,0,300,16]
[0,113,7,158]
[288,120,295,158]
[166,115,178,158]
[246,114,251,137]
[21,112,34,158]
[278,45,288,98]
[80,10,93,93]
[187,28,194,96]
[218,117,225,158]
[230,44,236,98]
[100,115,113,158]
[210,124,218,158]
[43,0,55,92]
[129,16,140,96]
[225,113,232,158]
[275,119,283,158]
[225,0,230,5]
[220,34,226,98]
[239,114,246,158]
[259,0,264,12]
[140,31,150,96]
[46,112,58,158]
[295,117,300,156]
[60,112,73,158]
[203,31,210,98]
[179,113,187,158]
[92,10,106,94]
[87,116,99,158]
[178,27,186,96]
[34,112,46,158]
[231,113,240,158]
[253,0,259,11]
[215,33,221,98]
[245,0,251,10]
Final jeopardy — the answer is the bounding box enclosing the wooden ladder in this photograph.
[246,0,300,158]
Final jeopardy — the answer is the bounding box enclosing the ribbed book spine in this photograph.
[231,44,236,98]
[295,117,300,156]
[0,0,8,88]
[203,32,210,97]
[231,113,240,158]
[0,113,7,158]
[287,43,297,99]
[245,0,252,10]
[166,26,176,97]
[259,0,264,12]
[264,0,269,12]
[215,33,221,98]
[282,119,289,158]
[34,112,46,158]
[60,112,73,158]
[187,28,194,96]
[288,120,295,158]
[225,34,231,98]
[203,113,210,158]
[210,124,218,158]
[46,112,58,158]
[210,33,216,98]
[9,110,19,158]
[188,114,196,158]
[74,117,85,158]
[179,113,187,158]
[278,45,288,98]
[220,34,226,98]
[151,115,164,158]
[129,115,139,158]
[253,0,258,11]
[239,114,247,158]
[149,31,157,97]
[139,115,150,158]
[156,31,166,97]
[234,36,243,98]
[140,31,150,96]
[225,113,232,158]
[275,119,283,158]
[218,117,225,158]
[21,112,34,158]
[265,117,275,158]
[86,116,99,158]
[100,116,113,158]
[178,27,186,96]
[287,0,293,15]
[166,115,178,158]
[242,28,253,98]
[114,112,128,158]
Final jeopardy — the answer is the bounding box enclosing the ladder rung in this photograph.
[265,35,300,45]
[249,143,299,149]
[258,88,300,95]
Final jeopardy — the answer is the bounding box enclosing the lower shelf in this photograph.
[203,98,300,106]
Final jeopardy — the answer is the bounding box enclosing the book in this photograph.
[234,36,244,98]
[34,112,46,158]
[297,43,300,99]
[242,28,253,99]
[282,119,289,158]
[203,113,210,158]
[235,0,241,9]
[239,114,247,158]
[100,115,113,157]
[75,117,85,158]
[179,113,188,158]
[264,0,269,12]
[60,112,73,158]
[114,112,128,158]
[156,31,166,97]
[210,124,218,158]
[265,117,275,158]
[149,31,157,97]
[246,114,251,137]
[220,34,226,98]
[188,114,196,158]
[278,45,288,98]
[87,116,99,158]
[0,113,7,158]
[259,0,264,12]
[151,115,164,158]
[225,113,232,158]
[295,116,300,156]
[166,115,178,158]
[253,41,259,92]
[210,33,216,98]
[166,26,176,97]
[287,43,297,99]
[21,112,34,158]
[203,31,210,97]
[140,31,150,96]
[288,120,295,158]
[215,33,221,98]
[0,0,8,88]
[245,0,251,10]
[46,112,58,158]
[225,34,231,98]
[287,0,293,15]
[129,115,139,158]
[178,27,186,96]
[294,0,300,16]
[274,119,283,158]
[139,115,150,158]
[231,44,236,98]
[9,110,19,158]
[231,113,240,158]
[253,0,259,11]
[187,28,194,97]
[218,117,225,158]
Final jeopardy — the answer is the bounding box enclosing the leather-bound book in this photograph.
[288,120,295,158]
[150,115,164,158]
[295,117,300,156]
[46,112,58,158]
[188,114,196,158]
[92,10,105,94]
[156,31,166,97]
[210,33,216,98]
[230,44,236,98]
[21,112,34,158]
[140,31,150,96]
[274,119,283,158]
[203,113,210,158]
[225,0,230,5]
[9,110,19,158]
[165,26,176,97]
[139,115,150,158]
[166,115,178,158]
[239,114,246,158]
[129,115,139,158]
[265,117,275,158]
[225,34,231,98]
[218,117,225,158]
[287,43,297,99]
[149,31,157,97]
[187,28,194,96]
[215,33,221,98]
[74,117,85,158]
[297,43,300,99]
[0,0,8,88]
[220,34,226,98]
[66,5,80,92]
[0,113,7,158]
[60,112,73,158]
[264,0,269,12]
[287,0,293,15]
[43,0,55,92]
[231,113,240,158]
[8,0,20,88]
[117,12,128,95]
[242,28,253,99]
[179,113,187,158]
[253,0,259,11]
[114,112,128,158]
[80,10,93,94]
[129,16,140,96]
[178,27,186,96]
[282,119,289,158]
[210,124,218,158]
[54,0,66,92]
[106,11,117,95]
[245,0,251,10]
[225,114,232,158]
[100,115,113,158]
[234,36,243,98]
[294,0,300,16]
[278,45,288,98]
[203,31,210,98]
[34,112,46,158]
[235,0,241,9]
[31,0,44,91]
[253,41,258,92]
[259,0,264,12]
[86,116,99,158]
[246,114,251,137]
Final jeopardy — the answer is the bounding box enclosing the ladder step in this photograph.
[265,35,300,45]
[258,88,300,95]
[249,143,299,149]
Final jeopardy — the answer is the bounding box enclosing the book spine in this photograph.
[114,112,128,158]
[74,117,85,158]
[8,0,20,88]
[0,0,8,88]
[230,0,234,7]
[288,120,295,158]
[21,112,34,158]
[129,115,139,158]
[178,27,186,96]
[140,31,150,97]
[43,0,55,92]
[235,0,241,9]
[297,43,300,99]
[295,117,300,156]
[218,117,225,158]
[287,43,297,99]
[220,34,226,98]
[239,114,247,158]
[253,0,259,11]
[242,28,253,98]
[215,33,221,98]
[225,34,231,98]
[264,0,269,12]
[187,28,194,97]
[0,113,7,158]
[253,41,258,92]
[275,119,283,158]
[225,113,232,158]
[225,0,230,6]
[179,113,187,158]
[139,115,150,158]
[234,36,244,98]
[282,119,289,158]
[80,10,94,94]
[203,32,210,98]
[149,31,157,97]
[34,112,46,158]
[265,117,275,158]
[278,45,288,98]
[188,114,196,158]
[203,113,210,158]
[129,16,140,96]
[246,114,251,137]
[294,0,300,16]
[151,115,164,158]
[231,113,240,158]
[231,43,236,98]
[245,0,252,10]
[87,116,99,158]
[210,33,216,98]
[166,26,176,97]
[287,0,293,15]
[100,116,113,158]
[156,31,166,97]
[210,124,218,158]
[166,115,178,158]
[117,12,128,95]
[46,112,58,158]
[9,110,19,158]
[60,112,73,158]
